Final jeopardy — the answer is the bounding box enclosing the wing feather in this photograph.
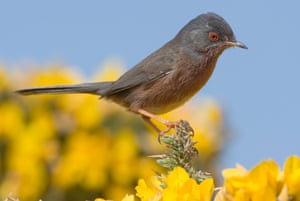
[104,42,178,96]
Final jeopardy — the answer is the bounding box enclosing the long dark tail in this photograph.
[15,82,113,96]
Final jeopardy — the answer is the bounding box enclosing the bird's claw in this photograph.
[157,121,180,143]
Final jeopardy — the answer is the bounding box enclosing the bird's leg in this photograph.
[142,116,161,133]
[137,109,179,128]
[141,115,174,142]
[137,109,179,141]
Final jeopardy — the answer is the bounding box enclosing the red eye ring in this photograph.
[208,32,220,42]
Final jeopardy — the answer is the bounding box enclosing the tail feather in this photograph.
[15,82,113,96]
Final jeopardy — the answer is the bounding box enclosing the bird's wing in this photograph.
[103,47,177,96]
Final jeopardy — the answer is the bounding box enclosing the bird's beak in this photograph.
[224,41,248,49]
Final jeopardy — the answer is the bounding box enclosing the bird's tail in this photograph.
[15,82,113,96]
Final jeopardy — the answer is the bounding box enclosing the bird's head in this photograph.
[178,13,247,54]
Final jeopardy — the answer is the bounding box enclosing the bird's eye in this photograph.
[208,32,220,42]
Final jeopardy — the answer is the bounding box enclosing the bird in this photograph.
[16,12,247,137]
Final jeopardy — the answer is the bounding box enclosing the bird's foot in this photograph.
[157,120,180,142]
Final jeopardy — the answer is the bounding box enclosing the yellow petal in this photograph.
[283,155,300,195]
[162,168,214,201]
[136,179,157,201]
[94,199,106,201]
[248,160,280,191]
[222,164,248,194]
[222,163,248,178]
[121,194,135,201]
[199,178,214,201]
[165,167,190,189]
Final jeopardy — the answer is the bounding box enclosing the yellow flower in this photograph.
[136,167,214,201]
[136,179,161,201]
[53,131,112,190]
[95,198,107,201]
[222,160,281,201]
[94,60,124,81]
[71,95,104,129]
[163,167,214,201]
[31,66,82,86]
[110,130,139,185]
[283,155,300,200]
[0,101,25,139]
[121,194,135,201]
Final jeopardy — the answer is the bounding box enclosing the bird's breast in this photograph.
[141,53,219,114]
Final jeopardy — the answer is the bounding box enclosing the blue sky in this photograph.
[1,1,299,169]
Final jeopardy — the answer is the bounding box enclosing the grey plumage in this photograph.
[16,82,113,96]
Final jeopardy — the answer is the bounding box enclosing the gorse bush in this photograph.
[2,63,297,201]
[0,63,226,201]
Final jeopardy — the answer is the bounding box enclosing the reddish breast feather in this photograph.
[140,51,220,114]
